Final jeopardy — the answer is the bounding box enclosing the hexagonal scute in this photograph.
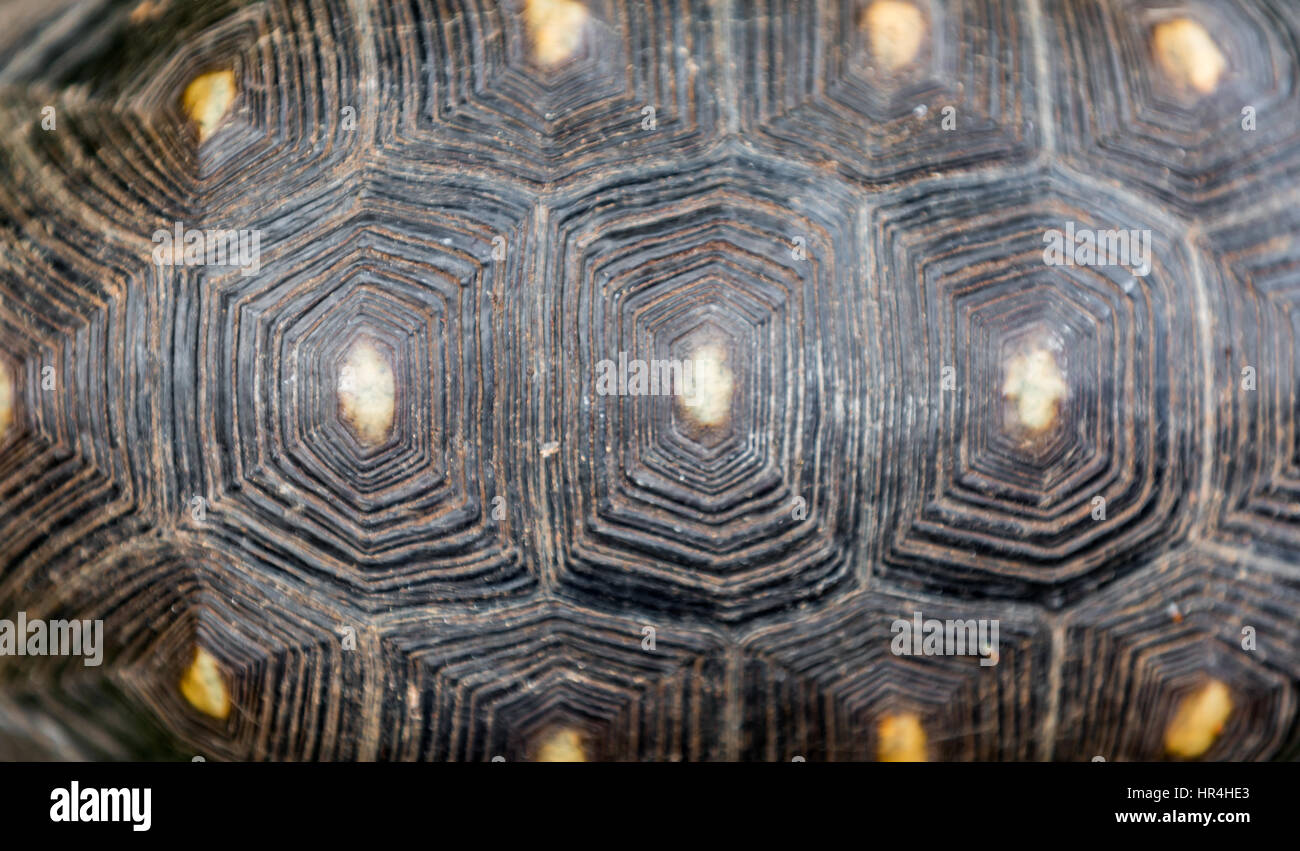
[1057,548,1300,761]
[371,0,721,186]
[0,211,157,594]
[160,182,539,610]
[739,591,1051,761]
[380,601,730,761]
[538,152,877,622]
[871,168,1200,606]
[732,0,1039,186]
[1046,0,1300,217]
[17,0,367,214]
[1201,202,1300,560]
[0,541,369,761]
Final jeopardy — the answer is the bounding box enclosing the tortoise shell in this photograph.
[0,0,1298,762]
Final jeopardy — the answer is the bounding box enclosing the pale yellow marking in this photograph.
[877,713,927,762]
[338,339,397,447]
[524,0,589,68]
[0,361,13,439]
[179,648,231,720]
[129,0,168,25]
[1165,679,1233,759]
[181,70,236,142]
[1002,348,1068,433]
[533,727,588,762]
[861,0,927,71]
[679,344,734,429]
[1152,18,1226,95]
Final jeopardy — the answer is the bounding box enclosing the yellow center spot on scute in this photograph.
[181,70,236,142]
[180,648,230,720]
[0,362,13,439]
[524,0,589,68]
[1002,347,1067,434]
[338,339,396,448]
[1152,18,1226,95]
[680,344,734,429]
[878,713,927,762]
[1165,679,1233,759]
[862,0,927,71]
[534,727,588,762]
